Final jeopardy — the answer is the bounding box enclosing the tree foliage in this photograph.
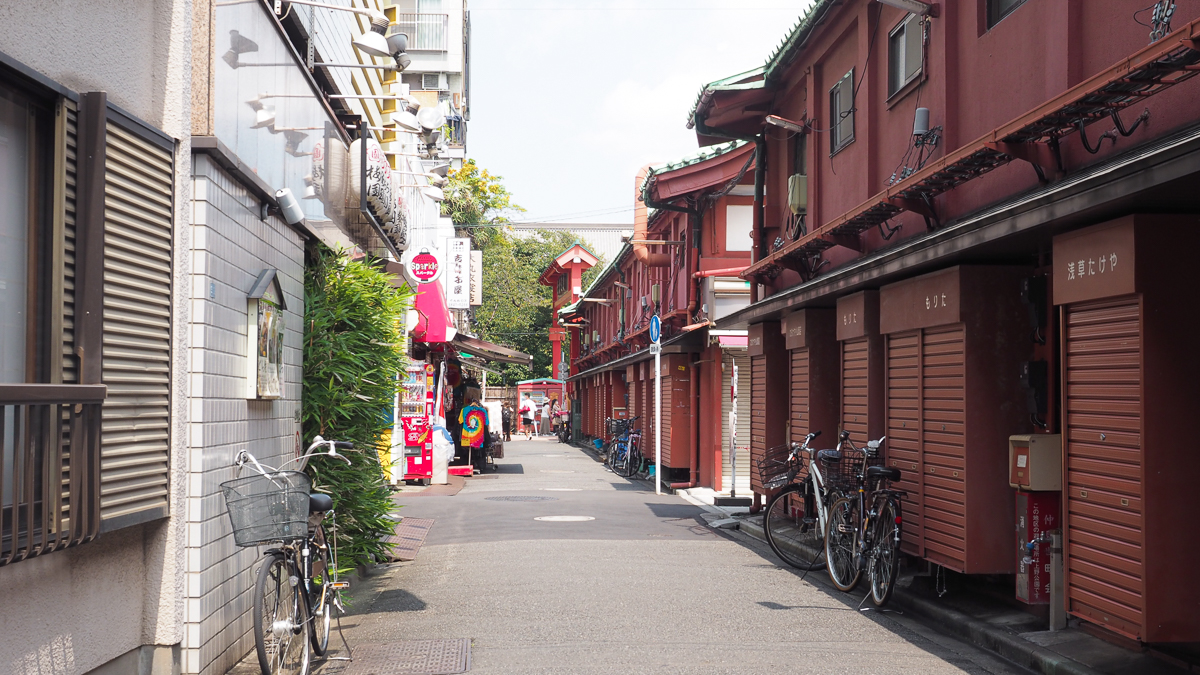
[471,229,603,384]
[302,246,412,568]
[442,159,523,247]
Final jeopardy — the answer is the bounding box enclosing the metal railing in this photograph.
[1,384,106,566]
[390,13,450,52]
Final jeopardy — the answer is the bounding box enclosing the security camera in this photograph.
[275,188,305,226]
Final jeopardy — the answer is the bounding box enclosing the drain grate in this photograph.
[484,495,558,502]
[337,639,471,674]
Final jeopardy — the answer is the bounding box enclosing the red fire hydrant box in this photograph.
[1016,490,1060,604]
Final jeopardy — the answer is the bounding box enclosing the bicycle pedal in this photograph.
[331,580,350,590]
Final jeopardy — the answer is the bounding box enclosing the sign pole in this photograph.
[650,314,662,495]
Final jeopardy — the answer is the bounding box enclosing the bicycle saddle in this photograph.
[815,449,842,463]
[309,493,333,513]
[865,465,902,483]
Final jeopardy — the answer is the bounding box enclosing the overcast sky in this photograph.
[466,0,815,224]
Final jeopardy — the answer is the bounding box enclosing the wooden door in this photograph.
[1064,296,1144,639]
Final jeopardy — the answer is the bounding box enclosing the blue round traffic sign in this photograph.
[649,315,661,343]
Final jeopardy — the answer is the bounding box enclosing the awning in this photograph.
[451,333,533,366]
[411,281,457,343]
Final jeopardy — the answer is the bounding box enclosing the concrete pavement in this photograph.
[289,438,1030,675]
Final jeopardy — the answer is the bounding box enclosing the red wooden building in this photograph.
[693,0,1200,645]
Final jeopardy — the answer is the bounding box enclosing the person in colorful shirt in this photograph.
[458,394,489,470]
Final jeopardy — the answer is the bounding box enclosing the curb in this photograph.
[735,516,1105,675]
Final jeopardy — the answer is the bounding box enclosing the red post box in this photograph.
[1016,490,1060,604]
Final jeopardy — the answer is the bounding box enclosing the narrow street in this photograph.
[313,439,1027,675]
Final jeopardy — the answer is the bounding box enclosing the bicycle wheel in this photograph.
[308,527,332,656]
[869,497,902,607]
[253,552,311,675]
[618,443,640,478]
[763,484,826,570]
[824,497,862,592]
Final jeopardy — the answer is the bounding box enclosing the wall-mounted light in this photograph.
[764,114,808,134]
[247,100,276,129]
[875,0,938,17]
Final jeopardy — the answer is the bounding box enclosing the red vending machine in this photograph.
[401,364,435,482]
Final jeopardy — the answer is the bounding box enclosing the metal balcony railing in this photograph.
[1,384,106,565]
[390,13,450,52]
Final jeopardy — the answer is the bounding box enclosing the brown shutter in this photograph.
[1064,296,1143,638]
[99,120,173,531]
[749,355,767,493]
[920,325,966,570]
[841,337,871,441]
[886,331,922,556]
[789,348,809,480]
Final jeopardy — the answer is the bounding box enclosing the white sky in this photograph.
[466,0,815,224]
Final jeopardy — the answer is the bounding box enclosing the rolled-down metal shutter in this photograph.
[749,355,767,493]
[721,352,750,494]
[920,325,966,571]
[789,349,810,481]
[99,121,173,530]
[1064,297,1144,638]
[841,338,871,442]
[886,331,922,557]
[63,102,79,386]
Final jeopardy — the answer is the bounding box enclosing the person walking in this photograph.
[541,400,552,436]
[501,404,513,442]
[549,399,561,437]
[518,394,536,440]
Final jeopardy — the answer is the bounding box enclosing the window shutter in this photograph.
[99,119,174,531]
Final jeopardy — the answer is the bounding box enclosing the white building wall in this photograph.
[184,155,305,675]
[0,1,193,673]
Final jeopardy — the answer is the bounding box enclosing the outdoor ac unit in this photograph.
[788,174,808,215]
[422,73,449,91]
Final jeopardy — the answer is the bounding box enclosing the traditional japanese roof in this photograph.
[687,0,838,135]
[638,140,753,204]
[537,240,600,286]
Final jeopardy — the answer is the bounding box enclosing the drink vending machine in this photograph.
[399,364,435,483]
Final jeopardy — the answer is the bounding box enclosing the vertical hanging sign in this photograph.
[470,249,483,306]
[446,237,471,309]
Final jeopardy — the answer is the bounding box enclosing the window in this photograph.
[829,69,855,153]
[725,204,753,252]
[888,14,923,97]
[987,0,1026,28]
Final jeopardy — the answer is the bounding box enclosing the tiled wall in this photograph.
[185,155,305,675]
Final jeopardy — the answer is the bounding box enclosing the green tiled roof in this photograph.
[639,140,749,203]
[688,0,836,129]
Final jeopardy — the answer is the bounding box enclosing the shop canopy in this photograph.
[452,333,533,367]
[411,281,457,343]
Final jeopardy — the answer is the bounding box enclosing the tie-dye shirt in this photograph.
[458,405,489,448]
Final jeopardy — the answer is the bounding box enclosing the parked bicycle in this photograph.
[221,436,355,675]
[604,416,643,478]
[760,430,850,570]
[556,410,572,444]
[823,431,906,607]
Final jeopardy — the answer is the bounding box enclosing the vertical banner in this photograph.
[470,249,483,306]
[446,237,471,309]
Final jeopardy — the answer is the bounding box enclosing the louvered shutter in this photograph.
[920,325,966,570]
[721,352,750,494]
[99,120,173,531]
[749,355,767,493]
[886,331,922,556]
[1064,297,1144,638]
[841,337,871,441]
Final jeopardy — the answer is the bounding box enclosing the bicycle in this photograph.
[760,430,850,570]
[221,436,355,675]
[823,432,906,607]
[604,416,642,478]
[556,411,571,444]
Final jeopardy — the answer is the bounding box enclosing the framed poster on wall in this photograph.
[246,269,287,399]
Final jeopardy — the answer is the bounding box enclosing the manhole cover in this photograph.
[337,639,470,674]
[534,515,595,522]
[540,469,575,474]
[484,496,558,502]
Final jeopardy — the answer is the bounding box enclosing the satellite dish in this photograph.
[416,106,446,131]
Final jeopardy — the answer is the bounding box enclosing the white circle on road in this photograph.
[534,516,595,522]
[543,488,582,492]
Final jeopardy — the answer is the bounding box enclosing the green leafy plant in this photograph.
[302,245,412,568]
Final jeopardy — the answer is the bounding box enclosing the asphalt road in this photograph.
[309,438,1031,675]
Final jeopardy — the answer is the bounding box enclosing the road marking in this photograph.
[534,516,595,522]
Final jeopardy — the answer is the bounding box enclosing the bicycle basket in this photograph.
[757,444,798,491]
[220,470,312,547]
[822,449,881,492]
[607,418,630,436]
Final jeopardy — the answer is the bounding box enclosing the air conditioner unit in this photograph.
[788,174,808,215]
[422,73,449,91]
